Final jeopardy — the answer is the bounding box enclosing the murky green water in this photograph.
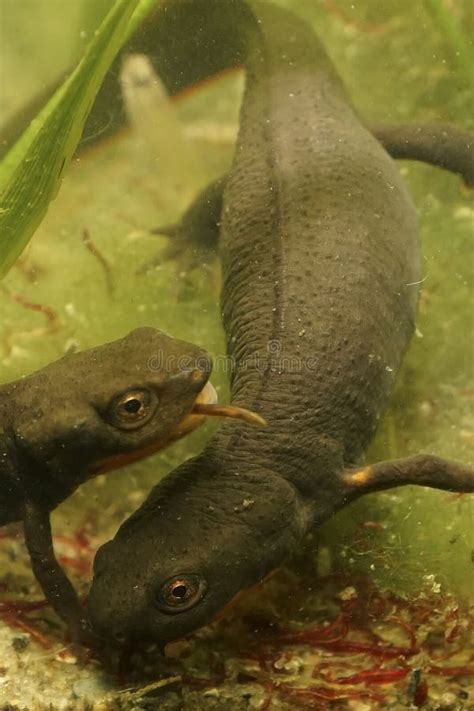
[0,1,472,708]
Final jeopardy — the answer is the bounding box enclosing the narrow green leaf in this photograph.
[0,0,157,278]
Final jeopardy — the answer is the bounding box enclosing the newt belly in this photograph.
[88,0,473,645]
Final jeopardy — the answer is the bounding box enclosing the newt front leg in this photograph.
[22,500,91,643]
[343,455,474,500]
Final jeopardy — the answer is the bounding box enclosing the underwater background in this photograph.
[0,0,472,708]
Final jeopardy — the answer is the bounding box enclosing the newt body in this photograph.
[89,0,473,644]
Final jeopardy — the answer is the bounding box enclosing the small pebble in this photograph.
[338,586,357,601]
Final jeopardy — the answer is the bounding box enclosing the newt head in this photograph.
[88,461,303,646]
[6,327,213,510]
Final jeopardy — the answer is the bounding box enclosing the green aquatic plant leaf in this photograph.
[0,0,157,279]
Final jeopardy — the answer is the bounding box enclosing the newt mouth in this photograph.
[179,381,267,433]
[192,398,267,427]
[94,383,265,475]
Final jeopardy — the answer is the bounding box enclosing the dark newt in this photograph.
[87,0,474,645]
[0,326,261,640]
[1,2,473,187]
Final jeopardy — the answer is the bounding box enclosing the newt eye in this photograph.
[107,389,158,430]
[156,574,207,614]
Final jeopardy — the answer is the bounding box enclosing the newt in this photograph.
[87,0,474,645]
[0,326,262,639]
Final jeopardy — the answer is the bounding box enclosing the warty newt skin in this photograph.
[0,327,215,639]
[88,0,473,645]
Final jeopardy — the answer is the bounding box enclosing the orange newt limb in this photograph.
[344,456,474,497]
